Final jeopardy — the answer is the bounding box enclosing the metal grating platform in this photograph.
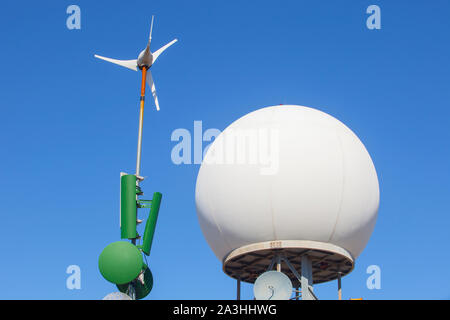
[223,240,354,286]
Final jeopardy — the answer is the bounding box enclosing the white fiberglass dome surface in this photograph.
[195,105,379,262]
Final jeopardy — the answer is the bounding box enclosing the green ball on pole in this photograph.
[98,241,143,285]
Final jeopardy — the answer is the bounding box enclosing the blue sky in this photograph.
[0,0,449,299]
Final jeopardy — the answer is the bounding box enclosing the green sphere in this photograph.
[98,241,143,285]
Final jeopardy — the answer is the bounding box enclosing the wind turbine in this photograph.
[96,17,175,300]
[94,15,177,176]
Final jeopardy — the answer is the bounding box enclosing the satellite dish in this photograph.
[117,264,153,300]
[102,292,132,300]
[254,271,293,300]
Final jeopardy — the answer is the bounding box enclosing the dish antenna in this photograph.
[253,271,293,300]
[117,264,153,300]
[102,292,132,300]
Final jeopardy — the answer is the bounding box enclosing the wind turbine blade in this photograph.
[94,54,137,71]
[152,39,178,63]
[146,70,160,111]
[148,15,154,47]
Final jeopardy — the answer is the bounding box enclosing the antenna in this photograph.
[96,16,177,300]
[253,271,293,300]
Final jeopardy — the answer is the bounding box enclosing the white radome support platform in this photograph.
[223,240,354,286]
[195,105,380,294]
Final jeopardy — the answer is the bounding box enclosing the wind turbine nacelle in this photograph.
[137,47,153,69]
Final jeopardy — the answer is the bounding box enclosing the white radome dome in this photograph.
[195,105,379,262]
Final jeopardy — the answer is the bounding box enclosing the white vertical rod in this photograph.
[301,255,314,300]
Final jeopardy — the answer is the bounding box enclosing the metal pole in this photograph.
[237,277,241,300]
[127,281,136,300]
[133,67,147,245]
[266,255,278,272]
[136,67,147,178]
[301,255,315,300]
[280,255,302,283]
[338,272,342,300]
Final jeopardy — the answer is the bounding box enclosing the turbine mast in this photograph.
[136,67,147,178]
[135,16,154,175]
